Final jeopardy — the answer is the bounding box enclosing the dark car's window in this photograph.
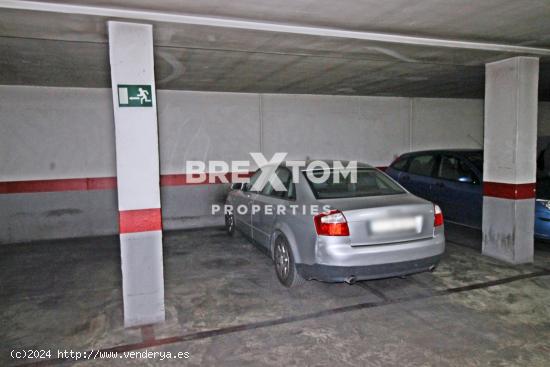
[537,178,550,199]
[261,167,295,200]
[407,155,436,177]
[463,151,483,173]
[305,168,405,199]
[391,156,409,171]
[437,156,479,184]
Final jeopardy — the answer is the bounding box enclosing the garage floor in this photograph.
[2,227,550,366]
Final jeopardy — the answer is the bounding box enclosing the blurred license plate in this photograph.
[370,216,423,234]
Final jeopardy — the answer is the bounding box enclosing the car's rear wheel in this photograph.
[273,234,305,288]
[225,213,235,236]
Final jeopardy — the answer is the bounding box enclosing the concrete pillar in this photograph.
[482,56,539,264]
[108,22,165,327]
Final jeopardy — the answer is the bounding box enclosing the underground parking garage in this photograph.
[1,0,550,365]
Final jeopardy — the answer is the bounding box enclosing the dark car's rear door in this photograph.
[432,154,482,228]
[385,155,409,183]
[398,153,438,202]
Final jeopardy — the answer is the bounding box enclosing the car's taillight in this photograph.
[434,204,443,227]
[314,210,350,236]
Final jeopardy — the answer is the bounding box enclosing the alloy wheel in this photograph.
[275,238,290,280]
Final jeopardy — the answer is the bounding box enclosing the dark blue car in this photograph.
[385,149,550,240]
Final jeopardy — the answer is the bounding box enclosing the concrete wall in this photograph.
[261,95,412,165]
[412,98,484,150]
[0,87,116,181]
[1,85,487,243]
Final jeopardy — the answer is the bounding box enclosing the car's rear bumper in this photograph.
[297,231,445,282]
[314,231,445,267]
[297,254,442,282]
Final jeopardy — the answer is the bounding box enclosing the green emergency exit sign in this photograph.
[118,85,153,107]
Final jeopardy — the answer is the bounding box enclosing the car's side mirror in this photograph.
[231,182,244,191]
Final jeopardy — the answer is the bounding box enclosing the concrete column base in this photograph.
[482,196,534,264]
[120,231,165,327]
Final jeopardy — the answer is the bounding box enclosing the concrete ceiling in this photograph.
[1,0,550,99]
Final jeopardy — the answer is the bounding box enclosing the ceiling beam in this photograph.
[2,0,550,56]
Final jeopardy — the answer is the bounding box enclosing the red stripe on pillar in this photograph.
[119,208,162,234]
[483,182,536,200]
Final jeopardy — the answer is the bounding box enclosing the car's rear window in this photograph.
[304,168,405,199]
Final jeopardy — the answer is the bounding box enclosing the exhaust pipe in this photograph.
[345,276,357,285]
[429,265,436,272]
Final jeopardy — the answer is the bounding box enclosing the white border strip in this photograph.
[2,0,550,56]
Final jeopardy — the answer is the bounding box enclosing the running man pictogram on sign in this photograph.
[118,85,153,107]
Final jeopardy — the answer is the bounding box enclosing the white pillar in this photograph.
[108,21,165,327]
[482,56,539,264]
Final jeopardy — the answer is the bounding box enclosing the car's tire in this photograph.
[225,213,235,236]
[273,234,305,288]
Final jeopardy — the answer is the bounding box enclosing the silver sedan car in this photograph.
[225,161,445,287]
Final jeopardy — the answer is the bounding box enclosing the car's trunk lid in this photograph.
[318,194,435,246]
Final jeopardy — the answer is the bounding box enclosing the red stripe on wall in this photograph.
[483,182,536,200]
[0,177,117,194]
[87,177,118,190]
[160,171,252,186]
[119,208,162,234]
[0,173,253,194]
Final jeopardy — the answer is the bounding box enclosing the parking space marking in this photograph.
[356,281,392,301]
[445,239,481,250]
[17,269,550,367]
[406,275,436,292]
[140,325,156,342]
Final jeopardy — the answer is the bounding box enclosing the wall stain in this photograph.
[483,229,515,257]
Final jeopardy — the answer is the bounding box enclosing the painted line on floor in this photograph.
[16,269,550,366]
[140,325,156,342]
[445,239,483,253]
[356,281,393,301]
[405,275,438,292]
[446,239,550,273]
[446,239,479,247]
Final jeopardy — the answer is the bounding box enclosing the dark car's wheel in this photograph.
[273,234,305,288]
[225,213,235,236]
